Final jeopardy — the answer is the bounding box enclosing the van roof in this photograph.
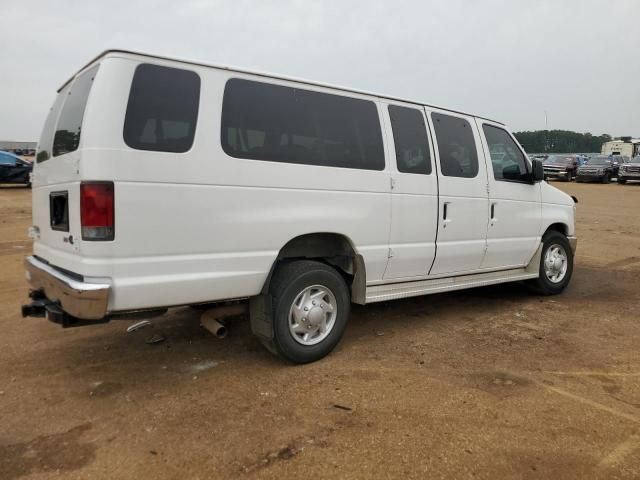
[61,49,504,125]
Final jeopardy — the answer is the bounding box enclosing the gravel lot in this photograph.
[0,181,639,479]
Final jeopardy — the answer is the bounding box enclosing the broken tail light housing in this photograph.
[80,182,114,241]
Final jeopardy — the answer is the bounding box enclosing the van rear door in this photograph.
[32,65,99,258]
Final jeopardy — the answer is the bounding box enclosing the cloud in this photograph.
[1,0,638,140]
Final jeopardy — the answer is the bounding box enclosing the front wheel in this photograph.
[264,260,350,363]
[601,173,610,183]
[618,177,627,184]
[566,171,573,182]
[527,231,574,295]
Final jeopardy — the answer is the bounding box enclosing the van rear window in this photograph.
[221,78,385,171]
[37,65,98,162]
[123,64,201,153]
[52,65,99,158]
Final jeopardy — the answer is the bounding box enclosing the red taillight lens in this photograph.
[80,182,114,241]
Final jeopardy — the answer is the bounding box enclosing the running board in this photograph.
[365,268,539,304]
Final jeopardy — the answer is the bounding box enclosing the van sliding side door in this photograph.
[427,110,490,276]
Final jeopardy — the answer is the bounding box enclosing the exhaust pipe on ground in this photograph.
[200,303,247,339]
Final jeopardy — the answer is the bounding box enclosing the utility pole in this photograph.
[544,110,548,130]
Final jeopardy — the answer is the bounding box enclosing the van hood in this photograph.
[541,181,575,206]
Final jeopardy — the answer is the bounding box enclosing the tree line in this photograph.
[513,130,612,153]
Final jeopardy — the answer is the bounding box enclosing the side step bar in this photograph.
[365,268,538,304]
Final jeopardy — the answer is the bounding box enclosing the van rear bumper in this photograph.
[23,256,110,320]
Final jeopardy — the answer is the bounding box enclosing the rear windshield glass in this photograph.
[38,66,99,162]
[36,87,68,163]
[123,63,201,153]
[0,152,19,165]
[52,65,99,158]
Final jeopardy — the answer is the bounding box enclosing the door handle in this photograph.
[490,202,498,224]
[442,202,452,228]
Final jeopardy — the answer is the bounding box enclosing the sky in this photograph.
[1,0,639,141]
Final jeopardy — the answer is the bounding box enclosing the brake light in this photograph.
[80,182,114,241]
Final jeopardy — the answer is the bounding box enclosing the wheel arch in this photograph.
[543,222,569,237]
[261,232,366,305]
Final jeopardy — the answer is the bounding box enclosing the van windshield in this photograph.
[36,65,99,162]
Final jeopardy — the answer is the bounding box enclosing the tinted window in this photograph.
[52,65,99,157]
[388,105,432,174]
[221,78,385,170]
[431,113,478,178]
[36,88,68,163]
[482,125,530,182]
[123,64,200,153]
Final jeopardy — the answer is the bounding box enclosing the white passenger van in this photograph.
[22,50,577,363]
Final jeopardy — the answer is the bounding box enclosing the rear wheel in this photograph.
[527,231,573,295]
[601,173,610,183]
[618,177,627,184]
[263,260,350,363]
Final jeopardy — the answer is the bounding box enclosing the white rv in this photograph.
[22,50,577,363]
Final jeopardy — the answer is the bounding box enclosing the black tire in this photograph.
[527,231,574,295]
[263,260,350,364]
[618,177,627,184]
[566,171,573,182]
[601,173,610,184]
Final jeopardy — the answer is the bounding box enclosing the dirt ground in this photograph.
[0,181,639,479]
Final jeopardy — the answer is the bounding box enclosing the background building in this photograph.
[601,138,640,157]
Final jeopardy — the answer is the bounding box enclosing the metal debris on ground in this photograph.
[126,320,151,333]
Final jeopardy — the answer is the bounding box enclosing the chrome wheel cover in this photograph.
[544,243,568,284]
[288,284,337,346]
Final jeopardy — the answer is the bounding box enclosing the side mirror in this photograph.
[531,159,544,183]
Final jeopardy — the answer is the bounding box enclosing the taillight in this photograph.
[80,182,114,241]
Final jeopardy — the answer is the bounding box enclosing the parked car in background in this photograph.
[618,156,640,184]
[610,155,629,177]
[543,155,579,181]
[0,151,32,186]
[576,156,615,183]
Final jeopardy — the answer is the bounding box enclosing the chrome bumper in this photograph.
[568,236,578,254]
[24,256,110,319]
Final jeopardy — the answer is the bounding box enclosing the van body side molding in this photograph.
[365,268,538,303]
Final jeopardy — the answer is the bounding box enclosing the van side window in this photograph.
[388,105,432,175]
[52,65,99,158]
[123,64,201,153]
[482,124,530,182]
[221,78,385,171]
[431,113,478,178]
